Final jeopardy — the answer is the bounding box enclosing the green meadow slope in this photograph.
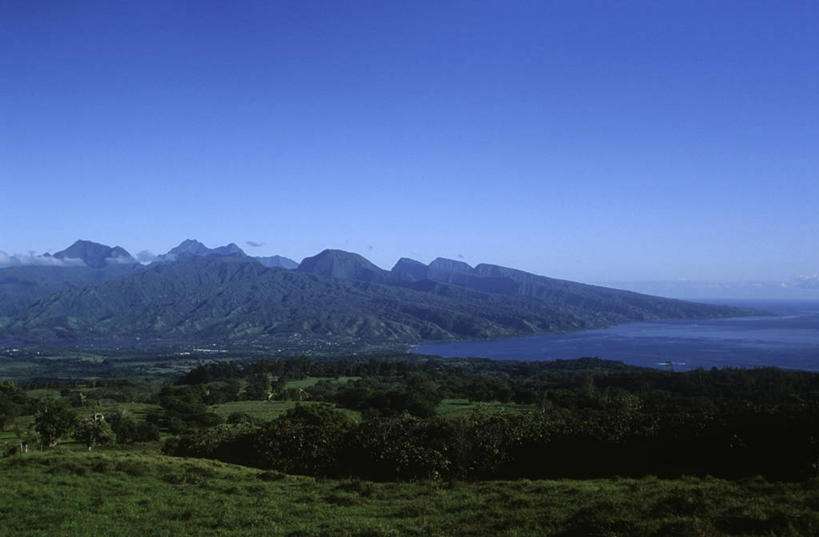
[1,450,818,537]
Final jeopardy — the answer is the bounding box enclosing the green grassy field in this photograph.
[436,398,533,417]
[98,402,160,420]
[25,388,63,400]
[1,450,817,537]
[284,376,360,389]
[209,400,361,422]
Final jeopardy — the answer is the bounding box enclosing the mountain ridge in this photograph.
[0,240,747,348]
[53,240,137,269]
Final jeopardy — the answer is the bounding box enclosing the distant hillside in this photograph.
[0,244,744,347]
[0,264,142,317]
[0,239,144,317]
[0,240,293,318]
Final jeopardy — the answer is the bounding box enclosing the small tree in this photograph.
[253,404,354,475]
[108,411,160,444]
[0,381,28,431]
[74,413,115,450]
[0,399,16,431]
[12,423,36,454]
[245,371,272,400]
[33,399,76,448]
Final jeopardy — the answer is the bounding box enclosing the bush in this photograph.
[165,423,257,466]
[343,415,454,480]
[252,405,354,475]
[34,399,77,448]
[227,412,257,425]
[74,413,115,450]
[108,412,161,444]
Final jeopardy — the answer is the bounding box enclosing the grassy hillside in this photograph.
[2,450,818,537]
[4,357,818,535]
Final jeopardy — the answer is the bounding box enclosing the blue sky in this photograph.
[2,1,817,282]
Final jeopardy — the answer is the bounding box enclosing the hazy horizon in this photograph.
[3,2,818,283]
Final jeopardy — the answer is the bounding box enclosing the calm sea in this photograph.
[414,300,819,371]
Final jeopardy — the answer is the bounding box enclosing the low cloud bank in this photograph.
[0,251,87,268]
[793,275,819,289]
[135,250,158,264]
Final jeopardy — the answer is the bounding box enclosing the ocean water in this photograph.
[414,300,819,371]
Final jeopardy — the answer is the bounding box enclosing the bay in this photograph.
[414,300,819,371]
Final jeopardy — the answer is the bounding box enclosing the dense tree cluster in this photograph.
[144,385,223,434]
[180,354,819,404]
[5,355,819,481]
[0,382,34,431]
[167,398,818,481]
[108,410,160,444]
[167,356,819,481]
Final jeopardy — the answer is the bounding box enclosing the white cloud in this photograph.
[135,250,158,264]
[0,251,87,268]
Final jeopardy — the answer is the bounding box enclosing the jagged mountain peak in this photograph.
[429,257,474,276]
[168,239,210,256]
[391,258,429,282]
[53,240,136,269]
[211,243,246,256]
[161,240,247,260]
[298,249,388,282]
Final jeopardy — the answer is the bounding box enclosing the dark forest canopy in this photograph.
[3,354,818,484]
[165,356,819,482]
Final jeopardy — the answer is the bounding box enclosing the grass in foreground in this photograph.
[1,450,817,537]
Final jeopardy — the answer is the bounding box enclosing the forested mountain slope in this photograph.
[2,248,743,346]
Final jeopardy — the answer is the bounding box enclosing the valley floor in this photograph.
[1,450,817,537]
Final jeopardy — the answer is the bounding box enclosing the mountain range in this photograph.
[0,239,745,348]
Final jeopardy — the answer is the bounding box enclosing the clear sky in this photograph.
[2,1,817,282]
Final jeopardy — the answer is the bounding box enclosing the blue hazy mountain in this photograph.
[0,240,142,316]
[53,239,137,269]
[1,243,746,347]
[297,249,390,282]
[158,239,297,268]
[157,239,248,261]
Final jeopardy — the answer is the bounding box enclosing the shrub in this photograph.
[108,412,160,444]
[342,415,454,480]
[252,404,355,475]
[165,423,257,466]
[227,411,257,425]
[74,413,116,450]
[34,399,77,448]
